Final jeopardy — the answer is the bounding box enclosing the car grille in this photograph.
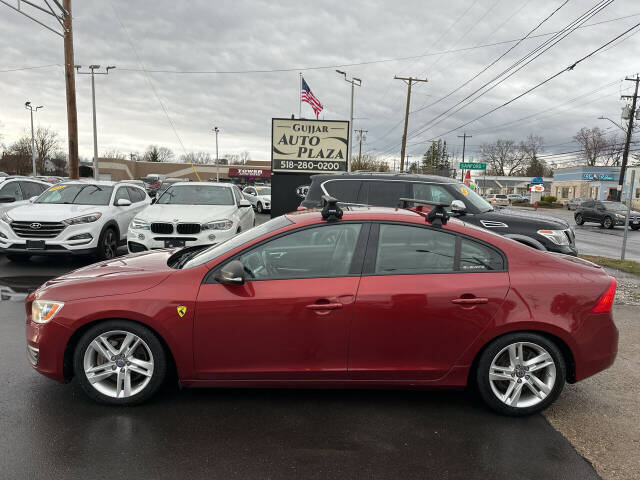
[11,221,66,238]
[151,223,174,234]
[177,223,201,234]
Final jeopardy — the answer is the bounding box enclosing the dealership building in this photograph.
[551,166,623,203]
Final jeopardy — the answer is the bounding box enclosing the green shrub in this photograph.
[540,195,557,203]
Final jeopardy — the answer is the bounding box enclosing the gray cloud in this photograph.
[0,0,638,167]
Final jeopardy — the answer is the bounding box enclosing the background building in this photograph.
[551,166,621,203]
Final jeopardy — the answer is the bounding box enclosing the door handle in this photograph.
[451,297,489,305]
[305,302,343,311]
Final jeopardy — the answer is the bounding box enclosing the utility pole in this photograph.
[395,76,428,172]
[355,129,367,165]
[75,65,116,179]
[213,127,220,182]
[458,133,472,181]
[24,102,44,176]
[336,70,362,172]
[1,0,77,177]
[63,0,79,179]
[619,75,639,201]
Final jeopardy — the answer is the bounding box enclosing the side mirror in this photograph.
[239,199,252,208]
[115,198,132,207]
[0,196,16,204]
[215,260,245,285]
[450,199,466,214]
[29,196,38,203]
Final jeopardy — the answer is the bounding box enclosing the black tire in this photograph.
[475,332,566,416]
[96,227,118,261]
[6,254,31,262]
[602,216,614,229]
[574,213,584,225]
[257,202,263,214]
[73,319,167,406]
[631,225,640,231]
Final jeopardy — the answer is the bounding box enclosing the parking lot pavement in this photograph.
[506,207,640,261]
[544,305,639,480]
[0,296,599,480]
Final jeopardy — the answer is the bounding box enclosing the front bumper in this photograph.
[127,227,237,252]
[0,222,99,255]
[26,319,71,383]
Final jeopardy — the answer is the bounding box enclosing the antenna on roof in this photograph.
[321,195,343,222]
[398,198,450,227]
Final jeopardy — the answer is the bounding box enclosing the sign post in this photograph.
[271,118,349,216]
[621,169,636,260]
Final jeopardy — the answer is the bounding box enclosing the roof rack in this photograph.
[398,198,450,227]
[321,195,343,222]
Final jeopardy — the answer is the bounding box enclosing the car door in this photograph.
[243,187,257,207]
[594,201,606,222]
[233,186,253,230]
[112,187,136,239]
[349,222,510,381]
[0,181,25,207]
[580,200,595,221]
[193,222,368,380]
[127,186,149,215]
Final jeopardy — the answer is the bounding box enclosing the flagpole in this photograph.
[299,73,302,119]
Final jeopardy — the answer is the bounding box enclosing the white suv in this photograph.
[242,185,271,213]
[127,182,255,252]
[0,181,150,261]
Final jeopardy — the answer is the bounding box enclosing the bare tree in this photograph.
[351,154,390,172]
[49,152,68,176]
[573,127,608,166]
[5,127,62,174]
[240,150,251,163]
[601,133,624,166]
[142,145,174,162]
[480,139,526,176]
[180,151,212,165]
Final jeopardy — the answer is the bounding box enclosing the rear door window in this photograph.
[358,180,409,207]
[0,181,23,201]
[323,180,362,204]
[459,238,505,272]
[114,187,131,204]
[19,181,46,199]
[412,183,456,206]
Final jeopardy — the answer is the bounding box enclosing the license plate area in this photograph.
[26,240,46,250]
[164,239,185,248]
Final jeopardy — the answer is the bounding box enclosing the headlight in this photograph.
[63,213,102,225]
[202,219,233,230]
[0,211,12,224]
[615,213,626,219]
[537,229,569,246]
[130,218,150,230]
[31,300,64,324]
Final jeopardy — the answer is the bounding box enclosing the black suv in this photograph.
[575,199,640,230]
[300,173,577,255]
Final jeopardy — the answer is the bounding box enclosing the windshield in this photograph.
[36,184,114,205]
[456,184,493,213]
[182,216,293,268]
[256,187,271,195]
[601,201,626,211]
[157,185,234,205]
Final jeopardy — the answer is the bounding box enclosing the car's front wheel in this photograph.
[97,227,118,260]
[602,216,614,229]
[632,225,640,231]
[73,320,167,405]
[476,333,566,416]
[257,202,263,213]
[575,213,585,225]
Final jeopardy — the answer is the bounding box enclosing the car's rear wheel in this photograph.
[257,202,263,213]
[632,225,640,231]
[6,254,31,262]
[575,213,585,225]
[476,333,565,416]
[97,227,118,260]
[73,320,166,405]
[602,216,614,229]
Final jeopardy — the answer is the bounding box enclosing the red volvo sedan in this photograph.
[25,200,618,415]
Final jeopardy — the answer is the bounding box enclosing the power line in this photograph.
[0,63,60,73]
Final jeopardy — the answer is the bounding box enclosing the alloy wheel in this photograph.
[83,330,154,398]
[488,341,556,409]
[257,202,263,213]
[103,230,117,259]
[575,213,584,225]
[603,217,613,229]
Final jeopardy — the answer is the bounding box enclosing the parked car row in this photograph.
[0,180,256,261]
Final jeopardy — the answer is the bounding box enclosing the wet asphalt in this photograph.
[0,213,601,479]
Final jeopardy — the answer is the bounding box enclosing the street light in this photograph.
[75,65,116,179]
[336,70,362,172]
[597,116,626,134]
[25,101,44,177]
[212,127,219,182]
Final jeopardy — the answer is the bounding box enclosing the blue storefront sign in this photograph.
[531,176,544,184]
[583,173,614,181]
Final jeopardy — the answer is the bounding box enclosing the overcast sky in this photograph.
[0,0,638,168]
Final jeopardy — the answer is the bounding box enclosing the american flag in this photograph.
[301,77,323,119]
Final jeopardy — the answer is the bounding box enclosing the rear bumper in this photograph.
[573,312,619,382]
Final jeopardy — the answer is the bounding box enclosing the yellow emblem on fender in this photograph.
[177,306,187,317]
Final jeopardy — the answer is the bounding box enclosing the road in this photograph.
[506,207,640,262]
[0,214,603,479]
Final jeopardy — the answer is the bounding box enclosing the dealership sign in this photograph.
[271,118,349,173]
[583,173,614,181]
[228,167,271,178]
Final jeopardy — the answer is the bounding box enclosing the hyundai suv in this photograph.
[299,173,577,255]
[0,181,150,261]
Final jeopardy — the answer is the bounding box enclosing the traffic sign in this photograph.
[460,162,486,170]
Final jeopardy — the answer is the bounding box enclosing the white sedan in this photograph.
[242,185,271,213]
[127,182,255,252]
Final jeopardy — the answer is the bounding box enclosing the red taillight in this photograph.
[297,206,307,211]
[591,278,616,313]
[155,183,160,188]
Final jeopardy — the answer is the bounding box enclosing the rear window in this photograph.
[323,180,362,204]
[358,181,410,207]
[496,195,507,199]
